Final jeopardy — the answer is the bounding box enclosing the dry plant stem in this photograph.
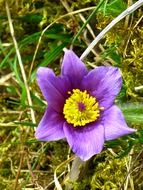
[14,150,25,190]
[135,85,143,91]
[133,14,143,28]
[60,0,79,50]
[123,0,134,57]
[27,157,38,186]
[5,2,36,125]
[0,72,14,84]
[79,13,99,57]
[80,0,143,60]
[14,113,28,189]
[9,157,16,176]
[67,148,71,173]
[120,149,143,189]
[54,156,75,190]
[123,18,133,57]
[124,0,133,28]
[79,13,96,39]
[28,6,96,78]
[60,0,74,19]
[83,30,98,57]
[45,172,65,190]
[124,14,143,57]
[0,122,19,127]
[77,13,105,53]
[108,148,117,157]
[124,149,134,190]
[1,110,22,114]
[79,13,114,65]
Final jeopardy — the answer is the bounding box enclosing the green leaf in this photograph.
[99,0,127,16]
[21,86,27,107]
[13,57,24,88]
[40,42,67,67]
[13,121,37,127]
[19,32,40,48]
[0,48,14,68]
[120,103,143,124]
[18,13,43,23]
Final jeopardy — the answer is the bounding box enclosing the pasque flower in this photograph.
[35,50,136,161]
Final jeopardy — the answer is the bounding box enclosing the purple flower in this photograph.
[35,50,136,161]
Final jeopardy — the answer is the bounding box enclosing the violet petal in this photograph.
[63,122,104,161]
[35,107,65,141]
[81,66,122,109]
[102,105,136,141]
[61,50,88,88]
[37,67,71,112]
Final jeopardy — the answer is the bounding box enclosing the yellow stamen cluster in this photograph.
[63,89,100,127]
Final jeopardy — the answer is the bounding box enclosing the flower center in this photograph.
[63,89,101,127]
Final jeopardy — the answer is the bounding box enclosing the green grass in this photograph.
[1,0,143,189]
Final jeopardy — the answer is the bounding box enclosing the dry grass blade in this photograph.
[80,0,143,60]
[28,6,97,78]
[54,156,74,190]
[5,1,36,126]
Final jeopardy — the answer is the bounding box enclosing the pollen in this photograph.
[63,89,101,127]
